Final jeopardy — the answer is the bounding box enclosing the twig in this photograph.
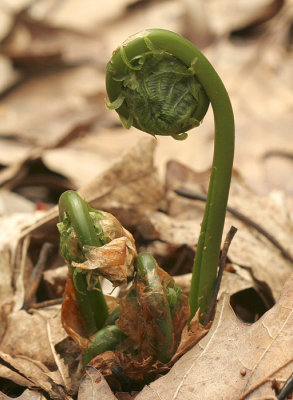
[174,188,293,264]
[29,298,63,309]
[277,372,293,400]
[237,358,293,400]
[203,226,237,326]
[23,242,54,310]
[238,264,275,309]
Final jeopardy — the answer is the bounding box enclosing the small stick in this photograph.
[23,242,54,310]
[29,298,63,309]
[238,264,275,309]
[203,226,237,326]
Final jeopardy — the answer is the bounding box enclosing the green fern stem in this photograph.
[106,29,235,322]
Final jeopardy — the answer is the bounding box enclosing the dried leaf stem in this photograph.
[203,226,237,326]
[238,358,293,400]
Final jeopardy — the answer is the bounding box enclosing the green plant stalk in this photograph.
[59,190,109,334]
[83,325,127,365]
[106,29,235,322]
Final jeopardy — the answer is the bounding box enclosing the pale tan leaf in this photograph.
[78,136,164,227]
[0,190,35,215]
[42,127,143,187]
[30,0,132,33]
[0,65,105,146]
[77,366,117,400]
[98,1,182,61]
[204,0,284,35]
[0,55,20,94]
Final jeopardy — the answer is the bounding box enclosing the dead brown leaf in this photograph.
[0,305,82,399]
[135,273,293,400]
[0,65,105,147]
[41,127,143,188]
[0,55,20,94]
[29,0,133,34]
[1,17,102,69]
[139,166,293,301]
[0,388,46,400]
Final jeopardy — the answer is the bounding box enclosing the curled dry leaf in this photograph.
[135,273,293,400]
[0,211,46,337]
[72,235,137,287]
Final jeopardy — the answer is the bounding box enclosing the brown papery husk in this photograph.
[61,274,119,348]
[89,351,156,391]
[61,274,89,349]
[116,263,190,361]
[72,236,136,287]
[90,306,210,389]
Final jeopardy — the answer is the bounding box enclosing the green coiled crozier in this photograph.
[106,29,235,322]
[106,31,209,140]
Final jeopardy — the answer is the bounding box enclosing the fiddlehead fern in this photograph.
[133,252,174,363]
[106,29,235,322]
[58,191,187,365]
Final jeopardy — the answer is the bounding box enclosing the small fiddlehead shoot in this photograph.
[133,252,174,363]
[106,29,235,322]
[58,191,109,334]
